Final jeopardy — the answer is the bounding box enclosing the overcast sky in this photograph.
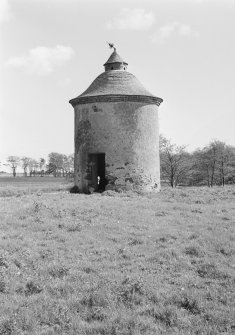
[1,0,235,167]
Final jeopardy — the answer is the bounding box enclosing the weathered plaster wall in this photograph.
[74,101,160,192]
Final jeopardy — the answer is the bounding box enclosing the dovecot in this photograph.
[69,46,163,193]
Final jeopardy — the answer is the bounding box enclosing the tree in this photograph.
[28,159,37,177]
[68,154,74,174]
[39,158,46,177]
[191,141,235,187]
[212,141,235,186]
[21,157,32,177]
[48,152,64,177]
[61,154,74,176]
[160,136,192,187]
[61,155,68,177]
[191,148,216,187]
[46,153,74,177]
[6,156,20,177]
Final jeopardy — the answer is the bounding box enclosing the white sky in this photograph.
[1,0,235,167]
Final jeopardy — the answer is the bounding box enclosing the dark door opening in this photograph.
[88,153,106,192]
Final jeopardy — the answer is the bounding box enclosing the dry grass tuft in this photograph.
[25,280,43,296]
[185,245,204,257]
[197,263,230,280]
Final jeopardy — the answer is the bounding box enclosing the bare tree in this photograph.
[193,148,216,187]
[212,141,235,186]
[192,141,235,187]
[160,136,191,187]
[6,156,21,177]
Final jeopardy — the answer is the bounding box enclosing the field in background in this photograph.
[0,176,73,197]
[0,179,234,334]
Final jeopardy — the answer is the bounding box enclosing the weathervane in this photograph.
[107,42,116,51]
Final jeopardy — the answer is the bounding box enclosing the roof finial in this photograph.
[107,42,116,52]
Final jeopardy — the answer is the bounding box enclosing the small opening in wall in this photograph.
[124,67,126,70]
[88,153,107,192]
[111,67,113,70]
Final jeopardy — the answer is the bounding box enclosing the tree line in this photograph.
[160,136,235,187]
[4,153,74,177]
[3,137,235,187]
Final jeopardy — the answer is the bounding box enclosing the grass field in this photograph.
[0,176,73,197]
[0,178,234,334]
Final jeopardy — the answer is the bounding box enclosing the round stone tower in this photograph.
[69,47,163,193]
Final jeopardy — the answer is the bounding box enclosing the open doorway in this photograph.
[88,153,106,192]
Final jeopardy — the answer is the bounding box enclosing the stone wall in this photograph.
[74,101,160,193]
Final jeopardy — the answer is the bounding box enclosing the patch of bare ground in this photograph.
[0,181,234,334]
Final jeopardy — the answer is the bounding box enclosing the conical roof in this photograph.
[69,49,163,106]
[104,49,128,65]
[77,71,155,97]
